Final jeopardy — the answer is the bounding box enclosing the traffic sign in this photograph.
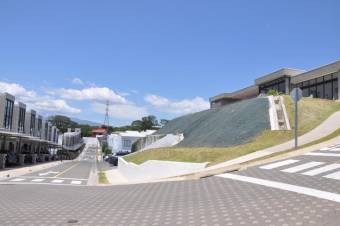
[290,88,303,102]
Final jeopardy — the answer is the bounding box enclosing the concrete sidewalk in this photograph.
[0,160,71,180]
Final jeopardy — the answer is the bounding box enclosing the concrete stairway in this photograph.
[268,96,291,130]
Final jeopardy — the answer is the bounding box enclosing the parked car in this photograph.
[107,156,118,166]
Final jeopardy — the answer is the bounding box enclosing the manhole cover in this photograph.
[67,219,78,224]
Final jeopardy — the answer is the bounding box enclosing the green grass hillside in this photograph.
[156,98,270,147]
[125,96,340,165]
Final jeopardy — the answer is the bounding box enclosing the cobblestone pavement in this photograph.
[0,177,339,225]
[1,145,340,225]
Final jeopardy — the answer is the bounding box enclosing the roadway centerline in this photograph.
[54,162,81,178]
[217,173,340,203]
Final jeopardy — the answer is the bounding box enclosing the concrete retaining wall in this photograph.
[118,158,208,182]
[141,134,184,151]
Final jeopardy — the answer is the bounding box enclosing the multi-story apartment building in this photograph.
[0,92,61,169]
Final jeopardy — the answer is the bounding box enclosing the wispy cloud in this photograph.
[0,81,81,114]
[145,94,209,115]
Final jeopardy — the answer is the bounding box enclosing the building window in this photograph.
[37,118,42,138]
[18,107,25,133]
[259,77,287,94]
[333,78,338,100]
[44,122,48,140]
[123,139,131,148]
[297,73,338,100]
[324,81,332,100]
[3,99,14,129]
[30,114,36,136]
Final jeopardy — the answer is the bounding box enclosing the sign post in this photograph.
[290,88,303,149]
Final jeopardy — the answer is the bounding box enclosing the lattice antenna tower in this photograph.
[103,100,110,128]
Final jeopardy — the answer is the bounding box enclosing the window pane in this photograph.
[310,86,317,98]
[302,87,309,97]
[324,82,332,100]
[317,84,324,98]
[333,79,338,99]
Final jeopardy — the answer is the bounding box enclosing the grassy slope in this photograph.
[125,96,340,165]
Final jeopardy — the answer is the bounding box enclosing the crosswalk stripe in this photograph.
[31,179,46,182]
[324,171,340,181]
[302,164,340,176]
[51,179,64,183]
[304,153,340,157]
[217,173,340,203]
[71,181,82,185]
[10,178,25,182]
[281,162,324,173]
[260,160,300,170]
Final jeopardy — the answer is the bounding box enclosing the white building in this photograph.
[107,130,156,154]
[0,92,61,169]
[61,128,83,151]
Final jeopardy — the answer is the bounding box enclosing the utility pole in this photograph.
[103,100,110,128]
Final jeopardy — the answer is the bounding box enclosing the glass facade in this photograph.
[18,107,25,133]
[3,99,14,129]
[259,77,288,94]
[295,73,338,100]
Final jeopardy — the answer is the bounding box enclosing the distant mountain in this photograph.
[71,117,101,127]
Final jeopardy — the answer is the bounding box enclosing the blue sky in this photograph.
[0,0,339,125]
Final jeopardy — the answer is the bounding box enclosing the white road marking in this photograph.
[71,181,82,185]
[260,159,300,170]
[51,179,64,183]
[304,153,340,157]
[38,171,60,176]
[324,171,340,181]
[10,178,25,182]
[31,179,46,182]
[217,173,340,203]
[302,164,340,176]
[281,162,324,173]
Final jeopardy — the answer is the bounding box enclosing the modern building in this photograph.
[0,92,61,169]
[91,127,108,137]
[210,61,340,108]
[107,130,156,154]
[61,128,83,151]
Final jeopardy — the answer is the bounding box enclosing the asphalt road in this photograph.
[1,143,340,225]
[0,139,99,186]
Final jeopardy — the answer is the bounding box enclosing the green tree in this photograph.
[160,119,169,126]
[49,115,78,133]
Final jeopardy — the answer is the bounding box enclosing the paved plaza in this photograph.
[1,144,340,225]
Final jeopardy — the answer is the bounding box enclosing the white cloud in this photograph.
[53,87,127,104]
[145,94,210,115]
[71,78,84,85]
[92,102,148,120]
[0,81,81,114]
